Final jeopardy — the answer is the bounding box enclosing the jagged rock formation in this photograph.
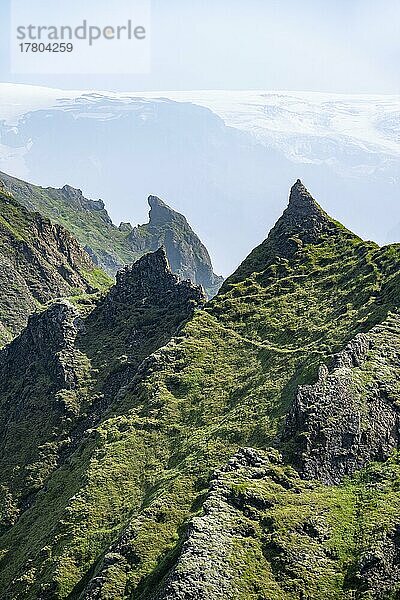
[80,247,206,403]
[0,171,223,298]
[0,181,399,599]
[0,301,84,526]
[154,447,276,600]
[265,178,334,255]
[0,185,109,345]
[284,315,400,484]
[128,195,224,298]
[0,249,204,540]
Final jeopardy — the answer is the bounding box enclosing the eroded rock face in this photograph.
[0,300,82,391]
[0,302,84,526]
[128,195,224,298]
[79,248,205,408]
[0,189,105,345]
[284,314,400,484]
[154,448,274,600]
[83,246,205,349]
[109,245,205,306]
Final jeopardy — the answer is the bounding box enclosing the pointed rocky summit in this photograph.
[80,248,206,382]
[111,247,205,304]
[147,194,181,226]
[271,179,334,249]
[128,196,224,298]
[224,180,357,286]
[286,179,325,217]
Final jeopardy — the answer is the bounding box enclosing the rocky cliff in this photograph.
[0,171,223,298]
[128,195,224,297]
[0,249,204,540]
[0,181,399,599]
[0,185,110,345]
[283,315,400,484]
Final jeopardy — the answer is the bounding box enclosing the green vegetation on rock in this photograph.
[0,171,223,298]
[0,184,111,345]
[0,180,399,599]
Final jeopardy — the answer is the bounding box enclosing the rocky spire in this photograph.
[286,179,326,218]
[278,179,330,231]
[222,180,352,287]
[148,195,185,226]
[88,247,205,333]
[80,248,206,395]
[264,179,339,258]
[112,247,204,301]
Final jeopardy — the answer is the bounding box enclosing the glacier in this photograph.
[0,84,399,274]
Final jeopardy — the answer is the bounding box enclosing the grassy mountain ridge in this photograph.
[0,171,223,298]
[0,181,399,598]
[0,248,204,523]
[0,184,110,345]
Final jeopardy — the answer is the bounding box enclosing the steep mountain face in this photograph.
[0,184,110,346]
[128,196,223,298]
[0,182,399,599]
[0,171,223,298]
[0,249,204,538]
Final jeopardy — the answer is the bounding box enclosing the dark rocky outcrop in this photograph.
[284,313,400,484]
[104,245,205,309]
[0,300,82,390]
[0,301,84,526]
[80,250,205,418]
[127,195,224,298]
[80,247,205,402]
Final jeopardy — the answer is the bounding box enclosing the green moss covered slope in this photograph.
[0,184,110,345]
[0,181,399,599]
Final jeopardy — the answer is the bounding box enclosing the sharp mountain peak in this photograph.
[272,179,344,243]
[283,179,328,223]
[222,180,358,288]
[147,194,186,226]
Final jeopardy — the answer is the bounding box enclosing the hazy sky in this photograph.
[0,0,399,93]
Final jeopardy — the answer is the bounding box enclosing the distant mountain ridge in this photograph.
[0,182,110,346]
[0,171,223,298]
[0,84,398,275]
